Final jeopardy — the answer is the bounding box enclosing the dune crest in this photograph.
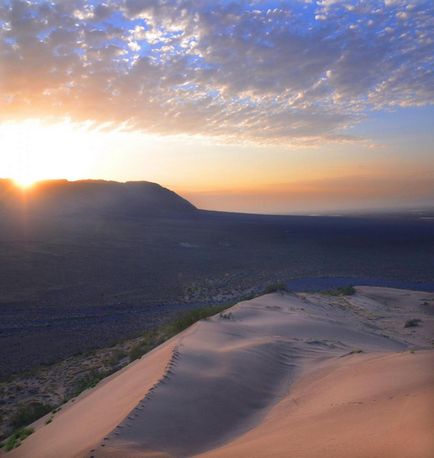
[7,340,176,458]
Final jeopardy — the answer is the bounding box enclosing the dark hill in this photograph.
[0,179,196,217]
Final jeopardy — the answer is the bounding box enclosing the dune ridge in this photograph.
[6,287,434,458]
[6,339,177,458]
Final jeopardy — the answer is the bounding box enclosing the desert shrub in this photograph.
[3,428,33,451]
[11,402,52,430]
[164,305,229,336]
[128,330,160,362]
[72,369,108,397]
[129,305,232,362]
[322,286,356,296]
[404,318,422,328]
[128,344,147,362]
[240,292,256,301]
[166,309,206,334]
[105,349,127,367]
[263,282,288,294]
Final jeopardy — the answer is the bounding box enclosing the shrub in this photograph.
[3,428,33,451]
[71,368,111,397]
[11,402,52,430]
[129,304,232,362]
[128,330,160,362]
[164,305,229,335]
[263,282,288,294]
[105,349,127,367]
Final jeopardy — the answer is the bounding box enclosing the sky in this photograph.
[0,0,433,214]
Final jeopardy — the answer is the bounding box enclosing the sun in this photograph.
[0,119,107,187]
[13,173,38,190]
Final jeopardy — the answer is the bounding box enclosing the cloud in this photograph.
[0,0,433,144]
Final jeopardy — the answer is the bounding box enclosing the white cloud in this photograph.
[0,0,432,144]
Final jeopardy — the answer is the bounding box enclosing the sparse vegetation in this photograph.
[128,330,160,362]
[165,305,230,334]
[72,369,112,397]
[3,427,33,451]
[263,282,289,294]
[321,286,356,296]
[129,304,234,362]
[104,349,127,367]
[0,296,256,439]
[10,402,52,430]
[404,318,422,328]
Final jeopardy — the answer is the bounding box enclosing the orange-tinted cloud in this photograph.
[0,0,433,144]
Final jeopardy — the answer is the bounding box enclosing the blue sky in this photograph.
[351,106,434,146]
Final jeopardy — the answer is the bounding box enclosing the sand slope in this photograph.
[6,287,434,458]
[7,339,176,458]
[202,351,434,458]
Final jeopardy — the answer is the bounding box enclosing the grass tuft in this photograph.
[11,402,52,430]
[71,368,116,397]
[3,428,33,451]
[263,282,289,294]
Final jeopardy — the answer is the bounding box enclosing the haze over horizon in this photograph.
[1,0,433,213]
[1,175,434,216]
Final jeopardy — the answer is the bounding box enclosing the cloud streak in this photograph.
[0,0,433,144]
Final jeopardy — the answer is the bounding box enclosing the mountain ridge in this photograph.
[0,178,197,217]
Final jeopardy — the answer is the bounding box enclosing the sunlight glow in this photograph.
[0,119,106,185]
[13,174,37,190]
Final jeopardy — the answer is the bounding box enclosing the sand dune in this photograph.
[202,351,434,458]
[6,287,434,458]
[7,339,176,458]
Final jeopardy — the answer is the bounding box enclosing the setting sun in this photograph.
[0,119,106,186]
[13,174,38,190]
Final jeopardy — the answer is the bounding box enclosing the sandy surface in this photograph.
[7,339,176,458]
[201,351,434,458]
[5,287,434,458]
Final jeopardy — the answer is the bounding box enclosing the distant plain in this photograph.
[1,204,433,377]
